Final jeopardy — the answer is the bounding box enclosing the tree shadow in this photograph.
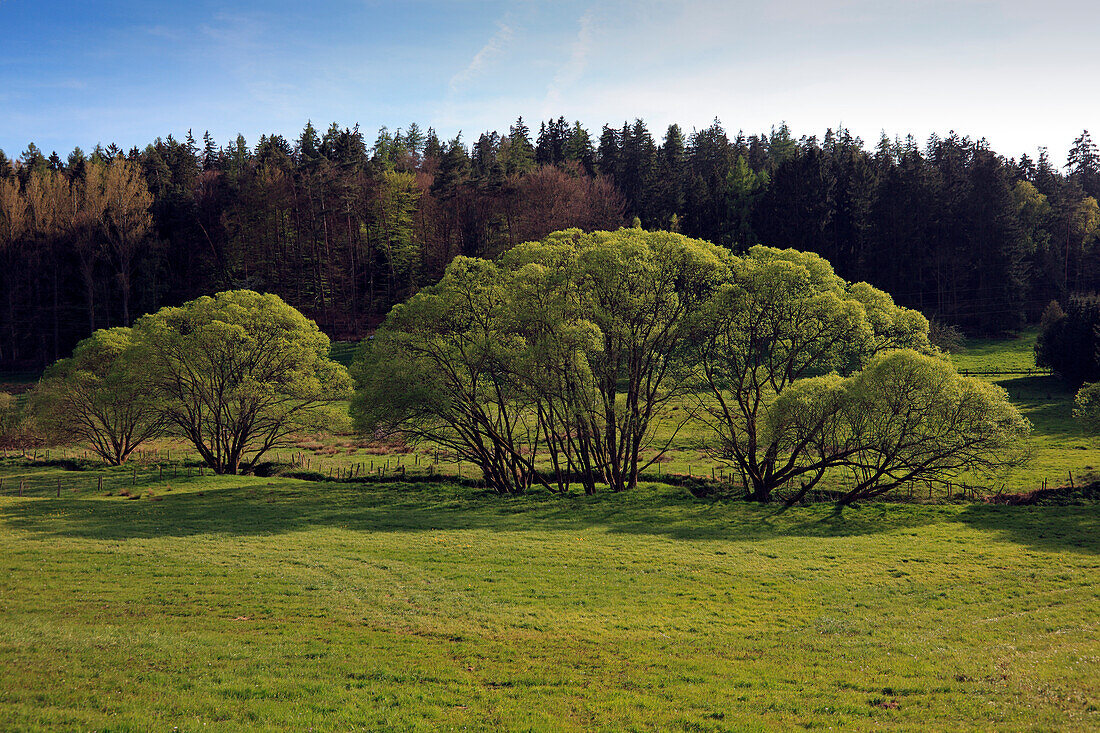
[0,480,954,544]
[955,503,1100,555]
[4,480,1094,553]
[996,375,1082,438]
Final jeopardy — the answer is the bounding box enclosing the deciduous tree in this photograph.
[132,290,351,474]
[690,246,933,502]
[32,327,164,465]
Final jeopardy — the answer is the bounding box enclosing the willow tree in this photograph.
[351,256,545,495]
[502,228,727,492]
[768,350,1030,506]
[352,228,727,494]
[691,246,935,502]
[33,327,164,465]
[132,290,352,474]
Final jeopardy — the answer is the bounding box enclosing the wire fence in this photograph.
[0,447,1084,505]
[956,368,1052,377]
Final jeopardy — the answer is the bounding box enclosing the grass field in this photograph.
[1,332,1098,730]
[948,330,1100,491]
[0,477,1097,731]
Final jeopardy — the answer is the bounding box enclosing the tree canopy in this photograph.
[1036,295,1100,385]
[131,290,352,474]
[33,327,163,465]
[352,228,727,494]
[353,228,1029,501]
[689,246,935,501]
[769,350,1030,505]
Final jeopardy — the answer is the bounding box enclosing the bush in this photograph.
[1074,381,1100,433]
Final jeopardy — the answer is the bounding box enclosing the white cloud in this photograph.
[448,21,514,94]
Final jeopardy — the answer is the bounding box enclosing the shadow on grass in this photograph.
[2,479,1095,553]
[996,375,1081,438]
[955,503,1099,554]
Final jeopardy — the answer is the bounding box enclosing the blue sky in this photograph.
[2,0,1097,162]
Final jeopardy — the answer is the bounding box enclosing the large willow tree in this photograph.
[352,228,727,494]
[688,246,1029,502]
[132,290,352,474]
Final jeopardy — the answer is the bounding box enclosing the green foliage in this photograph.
[0,392,20,448]
[1012,179,1052,256]
[367,169,422,297]
[32,328,164,464]
[351,255,540,493]
[724,155,768,249]
[1073,381,1100,433]
[132,290,352,474]
[692,245,938,501]
[353,228,728,494]
[357,230,1024,503]
[811,350,1029,504]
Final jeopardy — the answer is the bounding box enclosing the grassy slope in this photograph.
[1,333,1098,730]
[949,330,1100,490]
[1,476,1097,731]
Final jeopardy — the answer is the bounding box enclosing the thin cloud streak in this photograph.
[544,10,595,113]
[449,21,514,95]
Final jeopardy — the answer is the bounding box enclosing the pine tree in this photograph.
[431,136,470,199]
[596,124,619,178]
[202,131,220,170]
[1068,130,1100,199]
[297,121,322,167]
[66,147,86,181]
[564,121,595,175]
[502,117,535,176]
[423,128,444,163]
[654,124,687,227]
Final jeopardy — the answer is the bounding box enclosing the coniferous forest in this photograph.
[2,117,1099,369]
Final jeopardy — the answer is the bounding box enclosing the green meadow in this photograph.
[0,332,1098,731]
[949,330,1100,491]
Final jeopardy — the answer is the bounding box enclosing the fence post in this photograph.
[57,477,61,498]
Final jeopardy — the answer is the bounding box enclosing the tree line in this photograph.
[4,229,1030,505]
[2,119,1100,368]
